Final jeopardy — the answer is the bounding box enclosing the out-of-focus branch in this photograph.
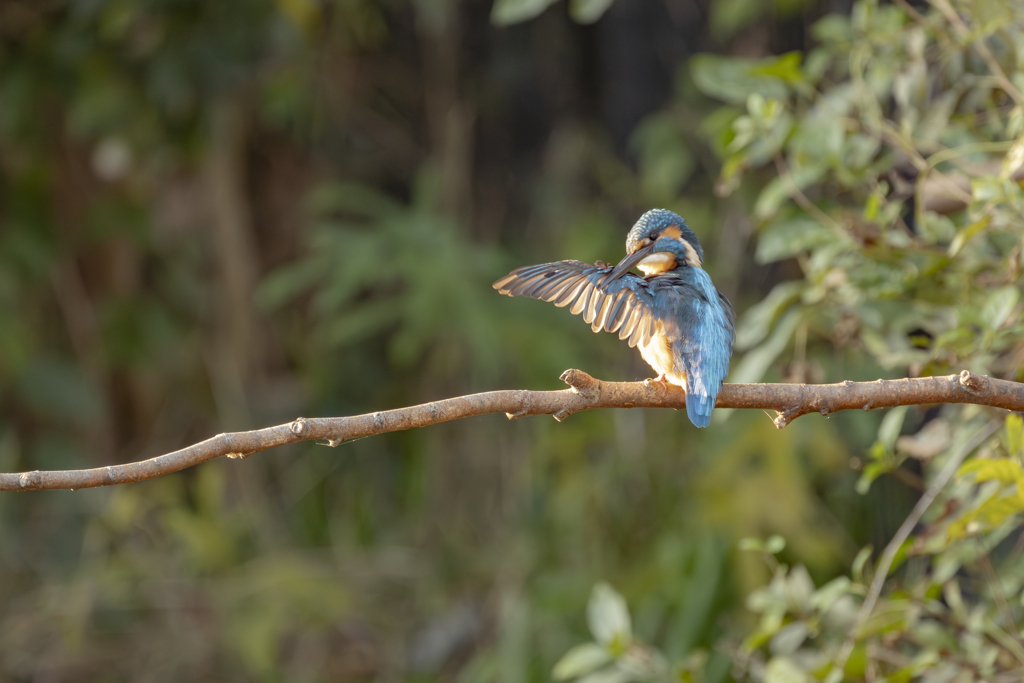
[2,370,1022,492]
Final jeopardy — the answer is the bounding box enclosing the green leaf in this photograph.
[971,177,1004,203]
[948,494,1024,539]
[734,281,803,350]
[876,406,908,452]
[758,163,824,220]
[574,668,630,683]
[739,535,786,554]
[811,13,853,45]
[810,577,851,613]
[569,0,613,23]
[709,0,768,40]
[553,644,612,680]
[490,0,558,26]
[765,535,786,554]
[855,460,887,495]
[753,177,793,222]
[958,458,1024,485]
[749,52,804,85]
[739,537,765,552]
[764,655,812,683]
[789,118,844,168]
[730,308,801,383]
[981,286,1019,330]
[756,215,835,263]
[690,54,791,105]
[769,622,808,656]
[586,583,632,649]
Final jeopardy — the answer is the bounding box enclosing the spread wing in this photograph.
[493,260,657,348]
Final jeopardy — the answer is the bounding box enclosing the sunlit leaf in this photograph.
[574,668,630,683]
[764,655,812,683]
[749,52,804,84]
[810,577,850,613]
[586,583,632,650]
[765,535,786,554]
[1001,134,1024,179]
[958,458,1024,485]
[553,644,612,680]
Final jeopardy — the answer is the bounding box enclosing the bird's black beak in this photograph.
[602,243,655,285]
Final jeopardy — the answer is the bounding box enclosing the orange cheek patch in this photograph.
[658,225,702,267]
[660,225,683,241]
[681,240,701,267]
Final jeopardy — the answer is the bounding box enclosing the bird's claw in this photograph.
[644,374,669,392]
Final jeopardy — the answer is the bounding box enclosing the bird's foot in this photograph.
[644,374,670,392]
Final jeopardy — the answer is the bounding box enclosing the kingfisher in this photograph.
[493,209,735,428]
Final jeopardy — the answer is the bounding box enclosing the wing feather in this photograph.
[584,285,604,324]
[569,283,592,316]
[606,294,631,333]
[629,311,658,349]
[493,260,653,338]
[590,294,614,332]
[622,306,644,346]
[540,278,579,303]
[595,290,622,331]
[553,278,587,307]
[531,271,576,300]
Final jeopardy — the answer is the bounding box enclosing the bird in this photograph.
[492,209,735,428]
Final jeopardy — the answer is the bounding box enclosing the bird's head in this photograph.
[607,210,703,283]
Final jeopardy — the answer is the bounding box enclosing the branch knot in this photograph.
[959,370,987,392]
[559,368,602,400]
[289,417,308,436]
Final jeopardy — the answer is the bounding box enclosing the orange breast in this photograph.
[638,330,687,387]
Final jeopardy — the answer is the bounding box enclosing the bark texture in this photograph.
[3,370,1022,491]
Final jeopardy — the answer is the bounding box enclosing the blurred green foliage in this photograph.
[0,0,1022,680]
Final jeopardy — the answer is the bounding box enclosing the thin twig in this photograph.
[828,419,1002,678]
[0,370,1021,492]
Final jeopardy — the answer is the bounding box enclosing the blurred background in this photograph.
[0,0,967,679]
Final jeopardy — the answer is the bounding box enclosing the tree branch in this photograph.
[2,369,1022,492]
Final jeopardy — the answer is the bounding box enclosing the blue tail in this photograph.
[685,392,714,428]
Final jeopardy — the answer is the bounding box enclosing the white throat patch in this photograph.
[637,252,677,276]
